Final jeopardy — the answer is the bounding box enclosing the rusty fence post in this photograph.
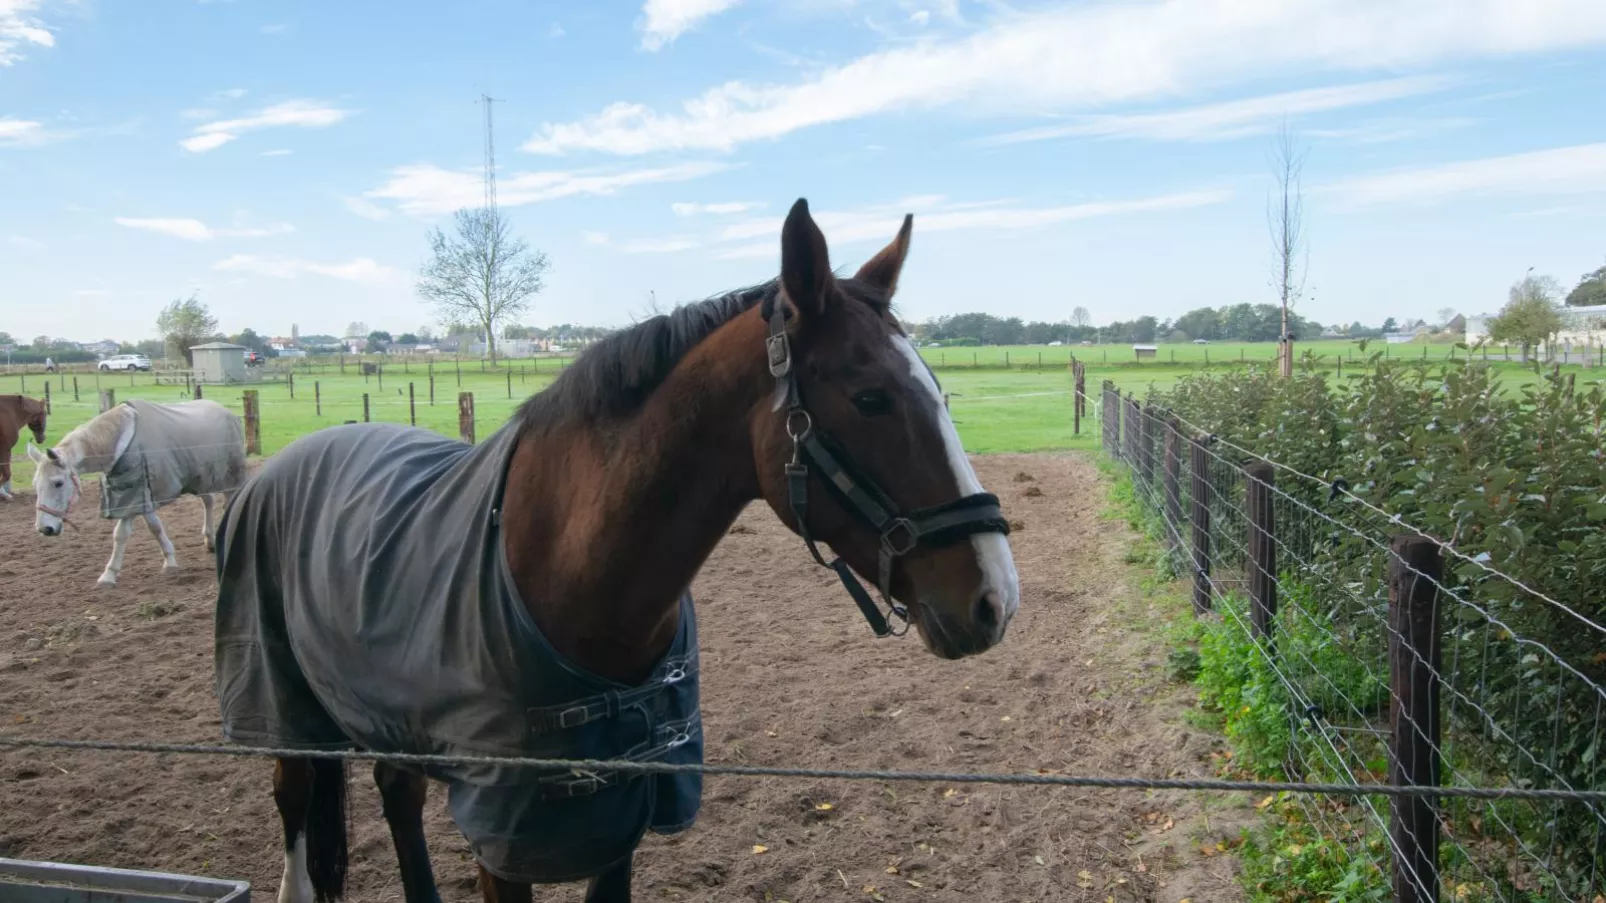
[1189,434,1212,615]
[99,388,115,412]
[1389,535,1443,903]
[242,390,261,455]
[459,392,475,444]
[1246,461,1277,644]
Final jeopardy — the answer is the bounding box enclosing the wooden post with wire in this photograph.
[458,392,475,444]
[1388,535,1443,903]
[1246,461,1277,643]
[72,376,79,403]
[242,390,261,456]
[409,382,416,426]
[1163,416,1181,554]
[506,368,512,399]
[1189,434,1212,614]
[362,393,371,423]
[99,389,115,413]
[42,382,50,414]
[315,381,321,417]
[288,371,295,399]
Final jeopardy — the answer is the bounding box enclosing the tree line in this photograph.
[913,304,1337,346]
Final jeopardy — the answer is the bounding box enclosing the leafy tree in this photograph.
[1566,261,1606,307]
[1070,306,1092,329]
[1487,274,1564,361]
[1130,315,1158,343]
[503,323,537,340]
[228,328,273,357]
[156,294,220,365]
[366,330,393,350]
[396,332,420,344]
[1175,307,1221,341]
[1380,317,1398,333]
[0,331,13,347]
[417,206,550,362]
[31,335,50,350]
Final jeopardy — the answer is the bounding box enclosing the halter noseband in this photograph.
[765,301,1010,637]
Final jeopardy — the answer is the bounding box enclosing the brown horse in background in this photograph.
[0,394,47,500]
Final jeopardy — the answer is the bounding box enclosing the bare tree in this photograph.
[417,206,550,363]
[1070,306,1092,329]
[1267,122,1308,379]
[1436,307,1458,328]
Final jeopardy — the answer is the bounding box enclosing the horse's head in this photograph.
[752,199,1019,659]
[24,398,46,445]
[26,442,79,537]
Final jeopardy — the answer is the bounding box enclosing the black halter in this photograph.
[764,302,1011,637]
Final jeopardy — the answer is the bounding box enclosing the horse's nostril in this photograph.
[973,592,1000,631]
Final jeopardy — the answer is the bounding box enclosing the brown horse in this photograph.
[217,199,1019,903]
[0,394,47,500]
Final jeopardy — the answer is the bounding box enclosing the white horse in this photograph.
[29,398,247,585]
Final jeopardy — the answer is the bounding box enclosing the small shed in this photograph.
[190,342,248,384]
[1132,344,1158,360]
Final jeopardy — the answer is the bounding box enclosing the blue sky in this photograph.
[3,0,1606,343]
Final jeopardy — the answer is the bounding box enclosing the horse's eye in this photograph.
[852,390,892,416]
[52,480,64,489]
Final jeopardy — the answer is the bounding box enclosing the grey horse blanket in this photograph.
[213,420,703,884]
[101,399,246,519]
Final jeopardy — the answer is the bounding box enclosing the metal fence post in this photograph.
[1189,434,1212,614]
[1389,535,1443,903]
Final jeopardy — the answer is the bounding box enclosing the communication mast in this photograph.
[482,93,502,212]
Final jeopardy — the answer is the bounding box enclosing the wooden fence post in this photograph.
[455,358,462,387]
[194,383,203,400]
[288,371,295,399]
[1189,434,1212,614]
[315,381,321,417]
[42,382,50,414]
[1246,461,1277,643]
[458,392,475,444]
[378,366,384,392]
[506,368,512,399]
[1388,535,1443,903]
[72,376,79,402]
[1163,417,1181,552]
[99,388,115,412]
[429,371,436,406]
[242,390,261,455]
[362,393,371,422]
[409,382,416,426]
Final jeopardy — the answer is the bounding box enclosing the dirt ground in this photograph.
[0,452,1254,902]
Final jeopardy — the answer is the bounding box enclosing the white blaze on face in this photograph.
[892,336,1021,621]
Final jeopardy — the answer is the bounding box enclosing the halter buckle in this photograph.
[766,333,792,378]
[880,518,919,557]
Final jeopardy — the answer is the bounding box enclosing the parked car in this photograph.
[244,350,264,366]
[1193,338,1209,344]
[99,353,152,371]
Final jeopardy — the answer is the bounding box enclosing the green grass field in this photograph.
[5,340,1603,485]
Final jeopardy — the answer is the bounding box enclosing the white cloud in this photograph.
[218,88,248,100]
[671,200,762,216]
[114,217,295,241]
[982,76,1454,145]
[341,195,391,221]
[639,0,742,50]
[212,254,398,285]
[621,236,701,253]
[6,234,45,250]
[261,148,293,156]
[365,160,730,216]
[582,230,611,244]
[652,189,1232,259]
[1304,115,1477,145]
[0,116,44,146]
[181,99,350,153]
[180,107,218,120]
[1323,142,1606,206]
[0,0,54,67]
[528,0,1606,155]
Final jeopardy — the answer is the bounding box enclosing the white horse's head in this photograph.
[27,443,81,537]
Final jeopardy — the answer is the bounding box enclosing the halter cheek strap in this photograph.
[766,302,1010,637]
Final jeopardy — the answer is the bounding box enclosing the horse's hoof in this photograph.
[97,574,118,586]
[162,562,180,572]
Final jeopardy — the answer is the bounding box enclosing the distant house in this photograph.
[1444,314,1466,334]
[82,339,120,356]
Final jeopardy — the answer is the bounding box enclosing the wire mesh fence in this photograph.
[1100,379,1606,902]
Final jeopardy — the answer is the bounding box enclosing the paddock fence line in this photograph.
[1097,379,1606,903]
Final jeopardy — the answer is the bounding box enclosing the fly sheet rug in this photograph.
[101,398,246,519]
[213,421,704,884]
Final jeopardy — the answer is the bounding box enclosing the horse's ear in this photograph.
[26,442,45,464]
[45,447,60,464]
[780,197,832,319]
[854,213,913,298]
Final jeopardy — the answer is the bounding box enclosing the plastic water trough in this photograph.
[0,857,250,902]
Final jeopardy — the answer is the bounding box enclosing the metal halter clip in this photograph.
[767,333,792,378]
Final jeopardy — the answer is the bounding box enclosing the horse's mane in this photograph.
[59,403,131,459]
[515,274,892,427]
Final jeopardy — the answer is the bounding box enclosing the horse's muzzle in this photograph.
[38,523,60,537]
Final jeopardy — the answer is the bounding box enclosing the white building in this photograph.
[1466,305,1606,350]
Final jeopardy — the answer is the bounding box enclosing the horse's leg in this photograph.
[373,762,442,903]
[141,510,179,570]
[274,758,349,903]
[200,493,217,551]
[584,856,633,903]
[98,516,135,585]
[0,455,11,499]
[477,867,532,903]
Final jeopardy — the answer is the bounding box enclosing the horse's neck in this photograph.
[500,314,768,684]
[65,408,131,475]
